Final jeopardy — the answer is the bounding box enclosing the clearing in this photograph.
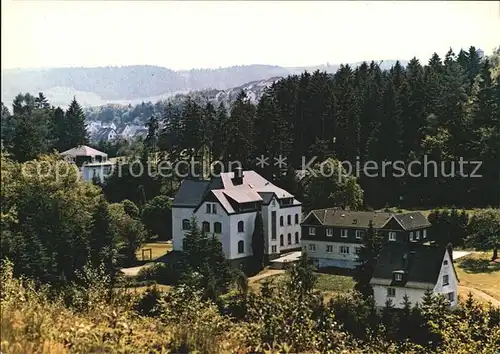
[454,252,500,304]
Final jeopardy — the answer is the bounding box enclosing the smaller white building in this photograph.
[60,145,114,182]
[370,243,459,308]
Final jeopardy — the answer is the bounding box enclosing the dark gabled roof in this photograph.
[258,192,275,205]
[172,179,210,207]
[304,208,430,230]
[371,243,447,286]
[307,209,392,228]
[392,212,431,230]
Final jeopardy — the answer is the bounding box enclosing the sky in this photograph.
[2,1,499,70]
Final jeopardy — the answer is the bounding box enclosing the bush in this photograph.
[136,262,179,285]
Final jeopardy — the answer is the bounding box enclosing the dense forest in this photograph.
[1,46,499,209]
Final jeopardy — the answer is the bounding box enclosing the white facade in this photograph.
[172,200,301,260]
[301,240,361,268]
[371,249,458,309]
[172,171,302,261]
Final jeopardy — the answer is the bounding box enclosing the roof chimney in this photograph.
[233,167,243,185]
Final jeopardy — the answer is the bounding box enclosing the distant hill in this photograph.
[2,61,407,108]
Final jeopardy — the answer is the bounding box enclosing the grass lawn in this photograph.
[250,271,355,297]
[136,241,172,262]
[455,252,500,301]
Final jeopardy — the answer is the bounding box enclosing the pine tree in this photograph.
[227,91,256,167]
[354,220,384,297]
[251,211,265,271]
[65,97,88,147]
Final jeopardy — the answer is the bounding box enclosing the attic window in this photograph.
[410,215,414,219]
[341,214,346,217]
[353,219,358,224]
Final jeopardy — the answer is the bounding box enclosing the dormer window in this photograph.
[394,273,403,281]
[389,232,396,242]
[326,228,333,237]
[341,229,348,238]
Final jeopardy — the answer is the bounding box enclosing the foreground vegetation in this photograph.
[2,257,500,354]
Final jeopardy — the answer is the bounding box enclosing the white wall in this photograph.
[172,207,196,251]
[228,212,257,260]
[433,249,459,307]
[82,164,113,182]
[172,198,302,260]
[277,205,302,252]
[372,284,428,308]
[301,240,361,262]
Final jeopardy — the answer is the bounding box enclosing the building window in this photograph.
[443,259,448,266]
[389,232,396,241]
[206,204,211,214]
[416,230,420,240]
[355,230,364,239]
[423,229,427,239]
[280,216,284,226]
[326,228,333,237]
[295,232,299,244]
[355,247,361,256]
[295,214,299,224]
[308,244,316,252]
[202,221,210,233]
[238,240,244,254]
[341,229,348,238]
[447,292,454,302]
[238,221,244,232]
[326,245,333,253]
[387,288,396,297]
[271,245,277,253]
[409,232,414,241]
[214,222,222,233]
[340,246,350,254]
[443,274,449,285]
[287,233,292,245]
[271,199,276,207]
[309,227,316,235]
[182,219,190,230]
[394,273,403,281]
[280,234,284,246]
[287,215,292,225]
[212,204,217,214]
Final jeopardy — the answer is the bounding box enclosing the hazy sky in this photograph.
[2,1,499,70]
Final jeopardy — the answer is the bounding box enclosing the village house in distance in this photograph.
[300,209,432,269]
[172,168,302,269]
[60,145,114,182]
[370,243,459,308]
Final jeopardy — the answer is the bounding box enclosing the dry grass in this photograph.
[135,241,172,262]
[455,252,500,302]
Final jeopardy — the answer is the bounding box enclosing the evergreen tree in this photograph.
[227,91,256,167]
[251,211,265,271]
[89,197,119,282]
[354,220,384,297]
[65,97,88,147]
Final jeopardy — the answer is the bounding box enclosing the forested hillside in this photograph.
[2,61,406,107]
[152,46,500,208]
[1,46,499,209]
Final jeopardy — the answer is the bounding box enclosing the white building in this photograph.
[60,145,114,182]
[172,169,302,269]
[301,209,431,269]
[370,243,459,308]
